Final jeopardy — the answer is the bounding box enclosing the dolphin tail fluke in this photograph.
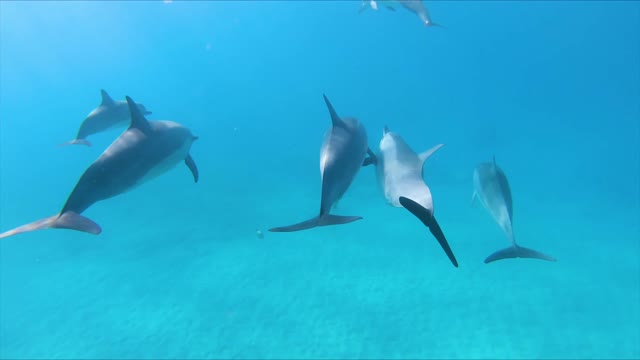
[58,139,92,147]
[398,196,459,267]
[484,245,556,264]
[0,211,101,240]
[318,214,362,227]
[269,214,362,233]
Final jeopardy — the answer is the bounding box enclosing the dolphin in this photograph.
[269,94,374,233]
[359,0,443,27]
[368,126,458,267]
[60,89,152,147]
[0,96,198,240]
[472,157,556,264]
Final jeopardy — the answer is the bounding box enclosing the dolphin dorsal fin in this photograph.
[100,89,115,106]
[419,144,444,165]
[322,94,347,129]
[383,125,390,135]
[125,96,152,133]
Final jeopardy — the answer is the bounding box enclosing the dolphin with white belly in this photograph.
[269,94,374,233]
[0,96,198,240]
[60,89,152,147]
[359,0,443,27]
[472,157,556,264]
[369,126,458,267]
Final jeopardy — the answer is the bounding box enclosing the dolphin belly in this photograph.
[131,139,194,190]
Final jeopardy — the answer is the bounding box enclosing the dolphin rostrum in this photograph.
[0,96,198,240]
[368,126,458,267]
[60,89,152,147]
[472,157,556,264]
[269,94,374,233]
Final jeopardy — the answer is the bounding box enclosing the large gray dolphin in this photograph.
[0,96,198,240]
[269,94,374,233]
[368,126,458,267]
[359,0,443,27]
[472,157,556,264]
[60,89,152,147]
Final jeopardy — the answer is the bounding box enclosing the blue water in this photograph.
[1,1,639,358]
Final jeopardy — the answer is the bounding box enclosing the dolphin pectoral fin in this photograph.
[418,144,444,165]
[398,196,458,267]
[185,154,199,183]
[0,211,101,240]
[362,148,378,167]
[269,214,362,233]
[484,245,556,264]
[385,6,396,11]
[58,139,92,147]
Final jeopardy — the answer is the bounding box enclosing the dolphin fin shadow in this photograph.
[399,196,459,267]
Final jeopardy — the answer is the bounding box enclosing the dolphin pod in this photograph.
[0,91,557,267]
[359,0,444,28]
[0,2,557,267]
[0,96,198,240]
[59,89,152,147]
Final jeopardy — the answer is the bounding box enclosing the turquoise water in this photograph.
[1,1,639,358]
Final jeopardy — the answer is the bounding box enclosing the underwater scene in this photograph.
[0,0,639,359]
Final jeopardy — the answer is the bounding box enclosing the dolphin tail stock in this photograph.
[269,214,362,233]
[0,211,102,240]
[398,196,459,267]
[484,245,556,264]
[58,139,92,147]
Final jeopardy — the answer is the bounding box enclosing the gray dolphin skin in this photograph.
[368,126,458,267]
[472,157,556,264]
[0,96,199,240]
[269,94,374,233]
[359,0,443,27]
[60,89,152,147]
